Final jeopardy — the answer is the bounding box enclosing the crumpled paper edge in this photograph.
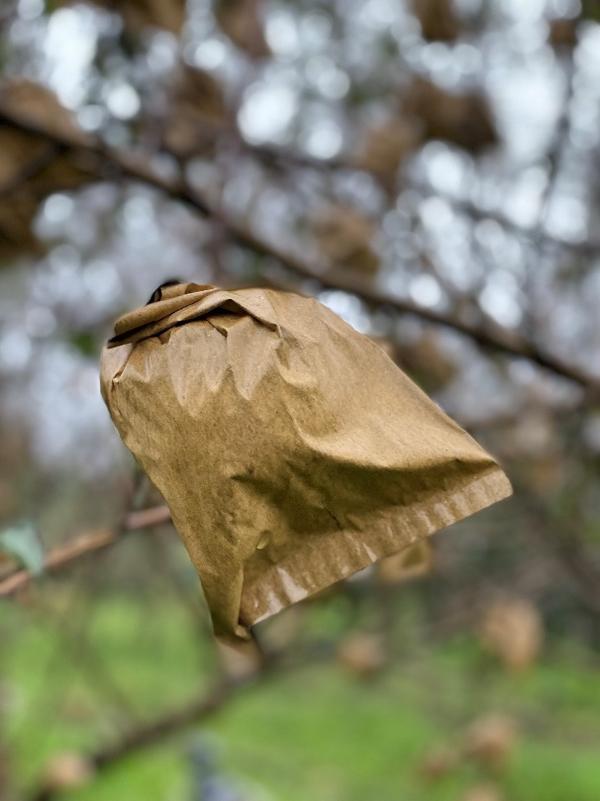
[241,466,512,627]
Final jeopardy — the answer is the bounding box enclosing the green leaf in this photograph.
[0,523,44,574]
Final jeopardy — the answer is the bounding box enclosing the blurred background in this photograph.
[1,0,600,799]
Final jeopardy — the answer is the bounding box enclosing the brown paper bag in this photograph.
[100,282,511,643]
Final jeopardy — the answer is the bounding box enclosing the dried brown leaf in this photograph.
[462,783,505,801]
[464,714,517,771]
[42,753,94,791]
[337,632,386,678]
[396,332,458,392]
[420,745,461,780]
[56,0,187,35]
[548,17,578,49]
[0,81,95,261]
[404,78,498,154]
[0,79,89,145]
[413,0,460,42]
[314,205,379,275]
[480,599,544,671]
[215,0,270,59]
[377,539,433,584]
[353,118,421,187]
[162,66,228,158]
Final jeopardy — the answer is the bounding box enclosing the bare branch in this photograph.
[28,673,260,801]
[0,142,63,198]
[0,105,598,394]
[239,141,600,257]
[255,273,597,393]
[0,505,171,599]
[26,637,333,801]
[124,505,171,530]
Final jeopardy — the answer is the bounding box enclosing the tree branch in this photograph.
[27,644,326,801]
[0,505,171,599]
[0,105,598,394]
[239,141,600,257]
[0,142,64,198]
[28,671,262,801]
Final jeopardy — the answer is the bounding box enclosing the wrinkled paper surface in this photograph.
[101,283,512,642]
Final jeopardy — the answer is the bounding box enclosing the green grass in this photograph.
[2,594,600,801]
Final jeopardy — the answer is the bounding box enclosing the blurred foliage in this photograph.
[0,81,94,259]
[413,0,460,43]
[3,595,600,800]
[160,66,229,159]
[403,78,498,154]
[313,204,380,275]
[52,0,187,35]
[0,0,600,798]
[215,0,271,59]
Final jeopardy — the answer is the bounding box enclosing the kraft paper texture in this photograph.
[101,282,512,642]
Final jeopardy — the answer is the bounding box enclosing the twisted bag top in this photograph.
[101,282,512,642]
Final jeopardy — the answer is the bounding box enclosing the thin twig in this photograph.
[0,505,171,599]
[28,673,261,801]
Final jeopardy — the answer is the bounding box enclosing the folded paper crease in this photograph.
[101,282,512,643]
